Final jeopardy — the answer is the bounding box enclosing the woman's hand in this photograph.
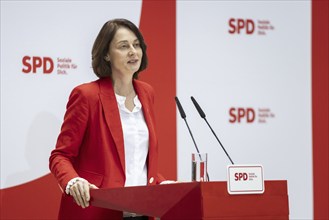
[69,179,98,208]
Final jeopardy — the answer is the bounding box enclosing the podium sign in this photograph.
[227,164,264,194]
[91,181,289,220]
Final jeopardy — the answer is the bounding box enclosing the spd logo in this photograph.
[228,18,275,36]
[229,107,255,123]
[229,107,275,124]
[22,56,54,74]
[228,18,255,34]
[22,55,77,75]
[234,173,248,181]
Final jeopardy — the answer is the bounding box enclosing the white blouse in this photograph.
[115,93,149,187]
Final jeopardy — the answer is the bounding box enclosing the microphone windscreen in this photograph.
[191,96,206,118]
[175,97,186,119]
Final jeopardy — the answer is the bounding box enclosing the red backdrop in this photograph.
[312,0,329,219]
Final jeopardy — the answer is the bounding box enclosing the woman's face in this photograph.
[107,27,143,78]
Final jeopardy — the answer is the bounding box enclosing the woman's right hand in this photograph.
[69,179,98,208]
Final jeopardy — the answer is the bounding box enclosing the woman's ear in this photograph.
[104,55,110,61]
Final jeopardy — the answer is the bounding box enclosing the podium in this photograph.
[91,181,289,220]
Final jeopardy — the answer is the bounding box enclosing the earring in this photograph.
[104,55,110,61]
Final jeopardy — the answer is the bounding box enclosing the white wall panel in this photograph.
[1,0,142,188]
[177,1,312,219]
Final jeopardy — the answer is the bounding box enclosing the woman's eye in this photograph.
[120,45,128,49]
[134,43,140,48]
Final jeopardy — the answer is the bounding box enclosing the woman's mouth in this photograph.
[128,59,138,64]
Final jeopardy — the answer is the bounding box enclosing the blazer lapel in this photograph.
[134,80,157,180]
[98,78,126,173]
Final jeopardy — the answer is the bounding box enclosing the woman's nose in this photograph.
[128,45,136,56]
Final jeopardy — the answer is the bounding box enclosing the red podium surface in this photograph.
[91,181,289,220]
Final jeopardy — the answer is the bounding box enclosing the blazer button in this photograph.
[149,177,154,184]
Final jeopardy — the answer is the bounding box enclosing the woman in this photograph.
[49,18,165,220]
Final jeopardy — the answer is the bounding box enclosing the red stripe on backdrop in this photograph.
[312,0,329,219]
[139,1,177,180]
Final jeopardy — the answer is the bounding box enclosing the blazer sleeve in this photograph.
[49,86,90,191]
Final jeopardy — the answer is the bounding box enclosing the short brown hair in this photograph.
[91,19,148,78]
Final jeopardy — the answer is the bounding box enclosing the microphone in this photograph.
[175,97,209,181]
[175,97,200,154]
[191,96,235,165]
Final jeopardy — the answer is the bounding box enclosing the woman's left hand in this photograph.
[69,179,98,208]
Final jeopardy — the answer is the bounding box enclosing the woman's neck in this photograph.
[112,76,135,97]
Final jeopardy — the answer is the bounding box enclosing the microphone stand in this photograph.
[175,97,210,181]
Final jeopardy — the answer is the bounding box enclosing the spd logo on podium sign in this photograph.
[227,165,264,195]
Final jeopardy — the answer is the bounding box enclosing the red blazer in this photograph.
[49,78,165,219]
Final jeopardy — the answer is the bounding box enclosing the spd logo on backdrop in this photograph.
[228,18,275,35]
[229,107,275,124]
[22,56,78,75]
